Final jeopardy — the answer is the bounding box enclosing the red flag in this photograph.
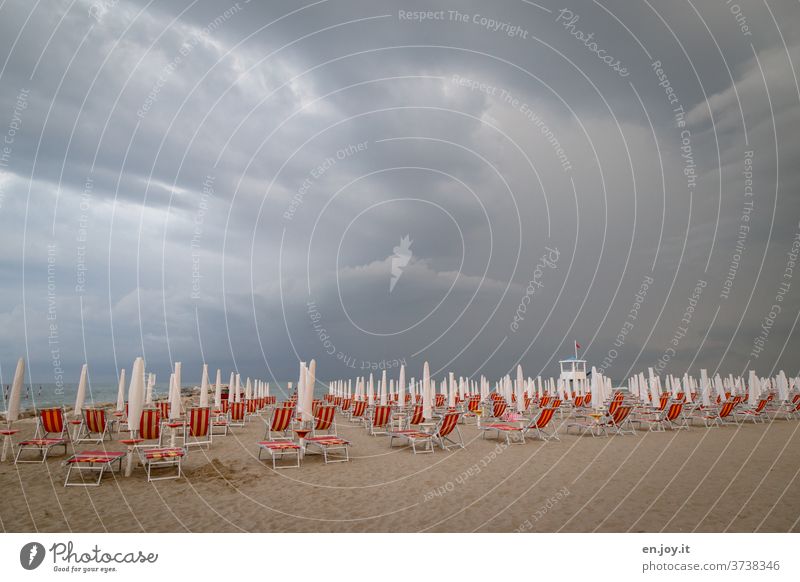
[575,341,581,350]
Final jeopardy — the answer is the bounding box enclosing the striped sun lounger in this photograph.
[64,450,126,487]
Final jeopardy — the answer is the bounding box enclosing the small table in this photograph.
[294,429,310,459]
[119,438,144,476]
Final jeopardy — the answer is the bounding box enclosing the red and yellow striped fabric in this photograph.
[40,408,65,434]
[143,447,184,460]
[83,408,106,434]
[409,405,425,425]
[492,401,507,418]
[314,406,335,431]
[189,407,210,437]
[139,409,161,440]
[372,405,391,428]
[435,394,445,407]
[351,400,367,418]
[437,412,461,438]
[270,407,293,432]
[156,401,170,418]
[534,407,556,428]
[68,451,125,464]
[229,402,245,422]
[258,441,300,451]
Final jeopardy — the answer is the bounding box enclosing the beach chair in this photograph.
[63,450,126,487]
[15,408,70,463]
[340,398,352,416]
[772,397,800,420]
[566,406,634,437]
[135,409,186,481]
[434,394,446,409]
[112,403,129,433]
[480,407,560,444]
[264,407,294,440]
[462,396,482,424]
[635,402,687,431]
[734,399,770,424]
[389,412,463,453]
[257,440,302,469]
[366,405,392,435]
[312,405,337,437]
[407,404,425,427]
[304,435,351,463]
[186,407,212,448]
[696,400,738,427]
[245,399,259,419]
[228,401,246,428]
[485,400,508,423]
[349,400,367,424]
[156,401,171,419]
[75,408,113,444]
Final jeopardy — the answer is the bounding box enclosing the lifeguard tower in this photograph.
[559,356,587,396]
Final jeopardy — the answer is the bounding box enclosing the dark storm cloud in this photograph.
[0,0,798,388]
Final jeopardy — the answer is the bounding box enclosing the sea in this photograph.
[0,381,330,412]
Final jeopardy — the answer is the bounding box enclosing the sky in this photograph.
[0,0,798,388]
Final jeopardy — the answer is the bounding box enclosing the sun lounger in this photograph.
[15,408,70,463]
[63,450,125,486]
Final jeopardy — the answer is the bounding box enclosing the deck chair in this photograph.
[349,400,367,423]
[390,411,464,453]
[228,401,246,428]
[340,398,352,416]
[63,449,126,487]
[481,406,560,444]
[366,405,392,435]
[257,440,302,469]
[304,434,351,463]
[16,408,70,463]
[156,401,171,419]
[112,403,129,433]
[312,406,337,436]
[772,397,800,420]
[696,400,737,427]
[566,406,634,437]
[75,408,113,444]
[264,407,294,440]
[434,394,446,409]
[485,400,508,423]
[186,407,212,448]
[735,399,769,423]
[135,408,186,481]
[245,399,259,419]
[462,397,482,424]
[635,402,687,431]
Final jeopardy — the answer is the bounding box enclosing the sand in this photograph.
[2,409,799,532]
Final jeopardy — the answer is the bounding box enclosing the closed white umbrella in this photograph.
[398,365,406,408]
[1,357,24,461]
[515,366,524,412]
[6,357,25,423]
[116,368,126,412]
[74,363,88,418]
[214,369,222,409]
[199,364,210,407]
[422,362,432,419]
[174,361,182,403]
[777,371,789,402]
[245,377,252,401]
[127,357,146,436]
[368,373,374,406]
[380,370,387,405]
[169,372,182,419]
[448,372,456,408]
[747,370,759,406]
[303,360,316,423]
[590,367,605,409]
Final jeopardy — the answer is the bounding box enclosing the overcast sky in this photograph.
[0,0,798,387]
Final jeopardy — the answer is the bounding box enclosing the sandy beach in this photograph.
[2,409,799,533]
